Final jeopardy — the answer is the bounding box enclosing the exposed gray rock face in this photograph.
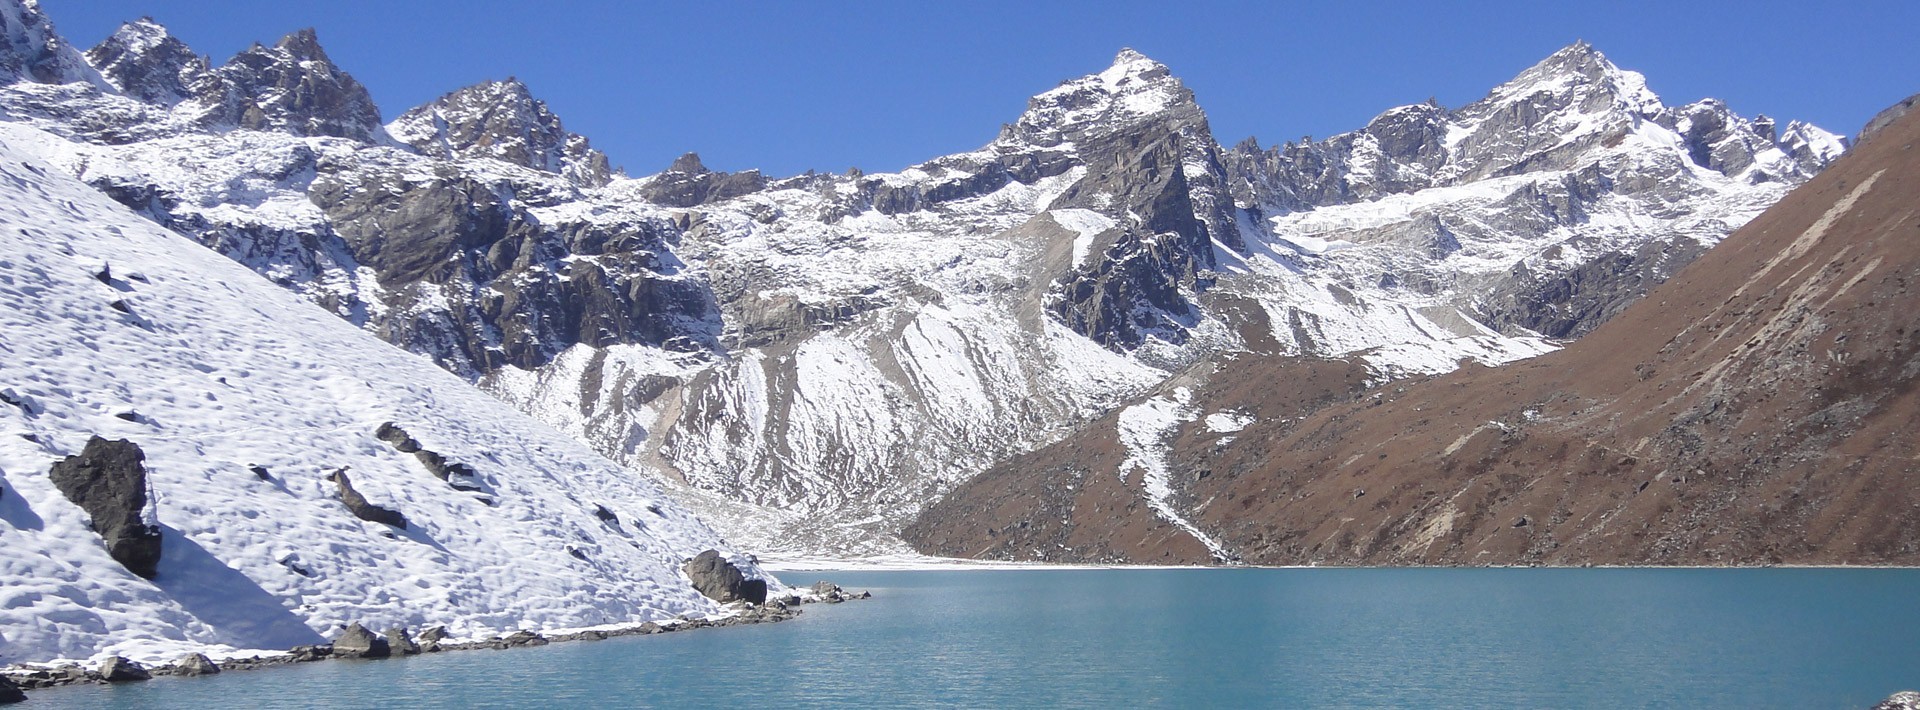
[638,152,769,207]
[325,468,408,529]
[48,437,162,579]
[84,18,204,105]
[97,656,150,681]
[331,622,391,659]
[389,78,612,187]
[172,652,220,676]
[682,549,768,604]
[0,675,22,704]
[1024,50,1239,350]
[0,0,100,86]
[384,626,420,655]
[177,28,384,142]
[295,165,721,375]
[1857,93,1920,146]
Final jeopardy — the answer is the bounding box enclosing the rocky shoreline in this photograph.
[0,580,869,702]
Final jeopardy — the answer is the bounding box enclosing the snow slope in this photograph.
[0,122,769,666]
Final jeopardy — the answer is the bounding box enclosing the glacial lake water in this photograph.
[24,568,1920,708]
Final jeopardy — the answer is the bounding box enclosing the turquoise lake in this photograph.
[24,568,1920,708]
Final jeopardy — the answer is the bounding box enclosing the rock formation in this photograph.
[332,622,392,659]
[48,437,163,579]
[683,549,768,604]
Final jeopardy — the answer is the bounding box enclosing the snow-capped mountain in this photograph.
[0,118,773,666]
[0,0,1843,558]
[916,94,1920,566]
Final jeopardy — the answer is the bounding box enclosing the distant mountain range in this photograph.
[0,0,1867,572]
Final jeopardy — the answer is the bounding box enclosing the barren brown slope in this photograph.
[911,97,1920,566]
[902,355,1373,563]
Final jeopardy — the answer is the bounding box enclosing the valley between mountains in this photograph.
[2,0,1914,669]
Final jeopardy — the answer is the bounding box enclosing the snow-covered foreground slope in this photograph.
[0,123,770,665]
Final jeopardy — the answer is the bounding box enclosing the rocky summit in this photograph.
[0,0,1853,564]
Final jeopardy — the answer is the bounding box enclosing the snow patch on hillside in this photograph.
[1116,388,1232,561]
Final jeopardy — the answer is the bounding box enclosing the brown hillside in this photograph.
[910,98,1920,566]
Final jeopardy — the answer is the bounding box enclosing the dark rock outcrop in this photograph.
[48,437,163,579]
[172,652,220,676]
[375,422,481,490]
[639,152,768,207]
[331,622,391,659]
[682,549,768,604]
[0,675,23,704]
[325,468,408,529]
[97,656,150,682]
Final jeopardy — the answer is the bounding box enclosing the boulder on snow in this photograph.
[172,653,220,676]
[48,437,163,579]
[98,656,150,682]
[683,549,768,604]
[325,468,408,529]
[0,675,24,704]
[332,622,391,659]
[385,626,420,655]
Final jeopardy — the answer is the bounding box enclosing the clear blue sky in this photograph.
[39,0,1920,177]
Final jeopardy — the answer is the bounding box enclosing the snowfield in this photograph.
[0,123,772,666]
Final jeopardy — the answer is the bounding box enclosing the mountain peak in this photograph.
[1097,47,1173,88]
[87,15,203,104]
[1,0,108,87]
[276,27,324,58]
[1004,47,1199,149]
[388,76,612,186]
[178,25,385,142]
[1476,41,1662,118]
[668,151,708,174]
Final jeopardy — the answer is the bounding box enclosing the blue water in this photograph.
[23,568,1919,708]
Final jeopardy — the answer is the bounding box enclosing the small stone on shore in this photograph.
[98,656,150,682]
[332,622,391,659]
[385,626,421,655]
[173,653,220,676]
